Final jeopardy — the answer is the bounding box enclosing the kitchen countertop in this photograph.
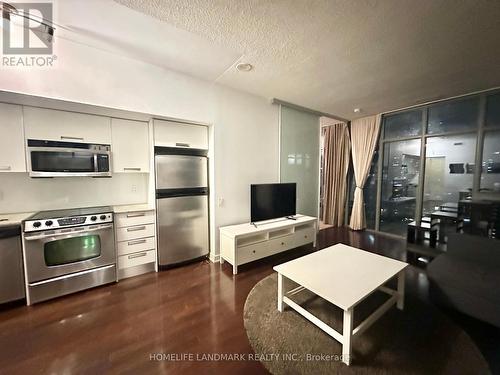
[113,203,155,214]
[0,212,35,228]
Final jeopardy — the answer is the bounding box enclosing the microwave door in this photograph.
[30,150,96,174]
[27,143,111,177]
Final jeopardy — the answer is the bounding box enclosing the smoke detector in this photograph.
[236,63,253,72]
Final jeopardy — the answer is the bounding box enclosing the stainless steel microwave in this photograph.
[27,139,112,177]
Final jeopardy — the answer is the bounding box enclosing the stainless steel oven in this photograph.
[27,139,112,177]
[22,207,117,304]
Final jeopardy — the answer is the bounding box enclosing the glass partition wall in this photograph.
[370,90,500,237]
[280,106,320,218]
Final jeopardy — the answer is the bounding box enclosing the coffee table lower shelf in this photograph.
[276,271,405,366]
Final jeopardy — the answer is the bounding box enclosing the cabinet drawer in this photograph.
[115,211,155,228]
[236,241,269,265]
[294,227,316,245]
[118,249,156,269]
[116,223,155,242]
[267,235,294,255]
[117,236,155,256]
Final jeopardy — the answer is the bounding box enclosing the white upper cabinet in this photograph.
[111,118,150,173]
[0,103,26,172]
[24,107,111,144]
[154,119,208,150]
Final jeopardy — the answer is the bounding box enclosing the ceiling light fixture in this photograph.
[353,108,361,113]
[236,63,253,72]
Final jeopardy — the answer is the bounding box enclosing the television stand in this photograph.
[219,214,317,275]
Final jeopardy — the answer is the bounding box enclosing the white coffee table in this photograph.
[273,244,408,365]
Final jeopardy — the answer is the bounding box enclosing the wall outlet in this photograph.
[131,185,138,193]
[218,197,224,207]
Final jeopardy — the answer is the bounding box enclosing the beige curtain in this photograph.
[349,115,381,230]
[321,122,351,226]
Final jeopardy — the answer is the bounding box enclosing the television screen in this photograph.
[251,183,296,222]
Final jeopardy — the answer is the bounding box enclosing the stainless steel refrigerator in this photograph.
[155,148,209,267]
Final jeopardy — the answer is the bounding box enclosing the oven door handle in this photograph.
[24,224,113,241]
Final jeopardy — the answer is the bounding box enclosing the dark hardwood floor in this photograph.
[0,227,498,374]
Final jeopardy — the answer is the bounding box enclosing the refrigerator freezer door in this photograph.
[155,154,207,190]
[157,195,209,266]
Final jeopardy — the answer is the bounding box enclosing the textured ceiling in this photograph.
[50,0,240,81]
[113,0,500,119]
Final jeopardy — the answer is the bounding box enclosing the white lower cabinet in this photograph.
[118,250,156,270]
[219,215,317,275]
[117,236,156,257]
[115,224,155,242]
[115,210,156,280]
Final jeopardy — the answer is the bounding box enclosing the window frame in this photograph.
[373,89,500,234]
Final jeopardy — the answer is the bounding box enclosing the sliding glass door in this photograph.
[379,139,421,235]
[280,106,320,217]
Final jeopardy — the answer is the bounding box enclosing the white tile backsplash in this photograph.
[0,173,149,214]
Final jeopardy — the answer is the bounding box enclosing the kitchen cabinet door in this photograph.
[111,118,150,173]
[0,103,26,172]
[24,107,111,144]
[154,119,208,150]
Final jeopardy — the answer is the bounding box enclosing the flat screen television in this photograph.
[251,183,296,223]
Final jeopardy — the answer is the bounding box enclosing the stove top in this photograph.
[24,206,113,233]
[28,206,112,220]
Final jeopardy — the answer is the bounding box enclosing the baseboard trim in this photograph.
[209,253,220,263]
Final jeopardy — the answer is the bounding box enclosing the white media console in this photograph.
[219,215,317,274]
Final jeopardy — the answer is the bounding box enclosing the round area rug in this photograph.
[244,273,490,375]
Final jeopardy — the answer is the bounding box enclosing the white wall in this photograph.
[0,37,213,123]
[212,86,280,257]
[0,35,279,258]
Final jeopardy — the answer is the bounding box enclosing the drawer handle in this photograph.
[176,142,190,147]
[128,252,147,259]
[281,242,285,246]
[126,212,146,218]
[128,239,147,246]
[127,226,146,232]
[252,250,256,254]
[0,166,11,171]
[61,136,84,141]
[304,235,308,239]
[124,167,141,171]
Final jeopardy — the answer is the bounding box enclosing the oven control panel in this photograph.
[58,217,86,226]
[24,213,113,232]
